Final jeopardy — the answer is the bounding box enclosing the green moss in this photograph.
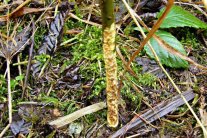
[164,122,183,135]
[38,94,78,115]
[137,73,157,88]
[116,43,157,108]
[116,54,158,109]
[0,74,24,100]
[0,75,7,97]
[181,30,200,49]
[84,109,107,125]
[124,21,135,36]
[180,29,207,65]
[72,26,102,62]
[34,27,47,50]
[163,117,196,136]
[121,80,143,108]
[35,54,50,64]
[88,77,106,99]
[61,101,78,115]
[63,20,105,98]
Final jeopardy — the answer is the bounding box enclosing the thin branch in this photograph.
[22,19,36,98]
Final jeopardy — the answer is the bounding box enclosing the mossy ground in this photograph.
[0,18,158,136]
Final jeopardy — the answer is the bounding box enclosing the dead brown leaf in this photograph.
[0,7,53,22]
[12,7,53,18]
[0,0,54,22]
[0,0,24,11]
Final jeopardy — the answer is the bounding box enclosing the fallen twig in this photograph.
[22,19,36,98]
[69,13,102,27]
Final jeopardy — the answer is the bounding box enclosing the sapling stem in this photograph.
[101,0,119,127]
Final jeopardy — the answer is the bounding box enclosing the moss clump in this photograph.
[63,20,105,98]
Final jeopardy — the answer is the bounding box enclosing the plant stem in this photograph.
[0,60,12,137]
[101,0,118,127]
[7,60,12,125]
[22,20,35,98]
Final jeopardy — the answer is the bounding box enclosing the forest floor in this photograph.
[0,0,207,137]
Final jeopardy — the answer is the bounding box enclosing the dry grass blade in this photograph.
[0,0,24,10]
[116,46,137,78]
[0,40,5,58]
[174,2,207,17]
[0,24,31,60]
[10,27,31,58]
[11,7,54,18]
[0,60,12,138]
[69,13,102,28]
[199,95,207,138]
[0,15,7,22]
[22,19,36,98]
[49,102,106,128]
[0,32,16,45]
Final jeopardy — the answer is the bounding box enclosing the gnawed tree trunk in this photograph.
[101,0,118,127]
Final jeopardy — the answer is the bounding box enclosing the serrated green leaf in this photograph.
[158,5,207,29]
[144,31,189,68]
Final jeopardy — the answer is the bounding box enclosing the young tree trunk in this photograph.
[101,0,118,127]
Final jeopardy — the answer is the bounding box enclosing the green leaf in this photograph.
[158,5,207,29]
[144,31,189,68]
[41,96,60,107]
[15,75,24,81]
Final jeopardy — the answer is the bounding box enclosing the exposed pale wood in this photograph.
[101,0,119,128]
[49,102,106,128]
